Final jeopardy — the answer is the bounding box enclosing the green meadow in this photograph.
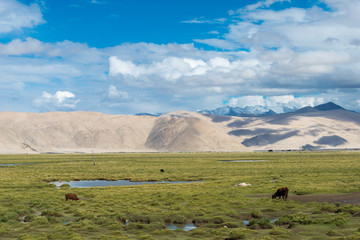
[0,151,359,239]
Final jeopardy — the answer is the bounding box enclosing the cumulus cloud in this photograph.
[0,38,107,111]
[0,37,45,55]
[109,56,266,86]
[0,0,44,34]
[33,91,79,111]
[107,85,128,100]
[200,0,360,52]
[227,95,325,113]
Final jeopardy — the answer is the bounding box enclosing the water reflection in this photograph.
[51,180,200,188]
[0,163,36,166]
[167,223,197,231]
[219,160,267,162]
[242,218,279,226]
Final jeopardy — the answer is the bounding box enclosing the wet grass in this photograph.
[0,151,359,239]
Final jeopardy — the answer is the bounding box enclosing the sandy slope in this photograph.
[0,109,359,153]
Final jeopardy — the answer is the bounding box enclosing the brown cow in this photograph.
[65,193,79,201]
[272,187,289,200]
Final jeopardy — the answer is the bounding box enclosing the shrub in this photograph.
[333,213,349,226]
[31,216,49,226]
[274,216,292,226]
[24,215,35,222]
[192,215,225,224]
[71,219,100,231]
[269,227,291,236]
[164,215,186,224]
[320,203,337,213]
[226,229,248,239]
[190,229,207,236]
[113,213,127,223]
[250,210,263,218]
[336,204,360,215]
[59,184,71,189]
[248,218,273,229]
[258,218,273,229]
[288,212,312,224]
[327,229,341,236]
[41,210,62,217]
[137,234,155,240]
[17,234,39,240]
[0,212,18,222]
[0,223,9,234]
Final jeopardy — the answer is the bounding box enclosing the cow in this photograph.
[65,193,79,201]
[272,187,289,200]
[160,169,165,172]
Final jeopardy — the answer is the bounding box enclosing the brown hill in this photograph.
[0,109,359,153]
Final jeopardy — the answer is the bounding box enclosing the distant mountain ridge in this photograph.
[197,102,347,117]
[314,102,345,111]
[135,102,351,118]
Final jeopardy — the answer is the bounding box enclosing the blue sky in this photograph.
[1,0,360,114]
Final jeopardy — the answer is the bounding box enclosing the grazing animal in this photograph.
[160,169,165,172]
[237,182,251,187]
[272,187,289,200]
[65,193,79,201]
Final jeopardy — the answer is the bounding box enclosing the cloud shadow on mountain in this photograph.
[242,130,300,147]
[204,115,233,123]
[228,128,277,136]
[314,135,348,146]
[227,120,252,128]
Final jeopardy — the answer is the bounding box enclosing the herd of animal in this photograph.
[65,187,289,201]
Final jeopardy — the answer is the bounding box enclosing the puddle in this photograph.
[243,218,279,226]
[0,163,37,166]
[167,223,197,231]
[64,220,75,225]
[51,180,201,188]
[219,160,267,163]
[0,160,91,167]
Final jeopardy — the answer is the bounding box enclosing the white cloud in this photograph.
[107,85,128,100]
[228,96,265,107]
[203,0,360,52]
[0,37,45,55]
[182,17,226,24]
[244,0,290,11]
[33,91,79,111]
[0,0,44,34]
[109,56,267,86]
[227,94,326,112]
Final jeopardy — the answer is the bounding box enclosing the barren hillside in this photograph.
[0,109,359,153]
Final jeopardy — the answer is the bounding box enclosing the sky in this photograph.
[1,0,360,114]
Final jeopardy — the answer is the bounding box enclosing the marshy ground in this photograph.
[0,151,359,239]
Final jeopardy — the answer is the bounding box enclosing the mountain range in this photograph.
[0,102,359,153]
[198,102,349,117]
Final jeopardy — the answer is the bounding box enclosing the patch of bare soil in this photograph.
[290,192,360,205]
[249,192,360,205]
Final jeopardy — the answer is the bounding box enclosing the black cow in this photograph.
[272,187,289,200]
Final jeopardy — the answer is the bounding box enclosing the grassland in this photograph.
[0,151,359,239]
